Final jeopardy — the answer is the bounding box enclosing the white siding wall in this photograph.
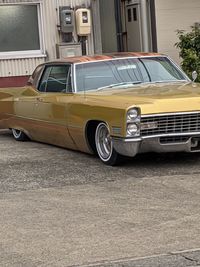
[0,0,92,77]
[155,0,200,64]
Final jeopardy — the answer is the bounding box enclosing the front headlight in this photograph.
[126,108,141,137]
[127,123,138,136]
[127,108,139,122]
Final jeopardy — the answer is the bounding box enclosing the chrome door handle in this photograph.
[36,97,43,102]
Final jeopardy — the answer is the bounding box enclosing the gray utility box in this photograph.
[56,43,82,59]
[60,8,75,33]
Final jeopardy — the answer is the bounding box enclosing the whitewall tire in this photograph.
[95,122,123,166]
[12,129,28,141]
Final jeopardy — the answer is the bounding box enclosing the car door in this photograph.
[29,64,76,149]
[13,65,44,134]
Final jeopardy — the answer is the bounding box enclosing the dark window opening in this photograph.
[127,8,132,22]
[38,65,72,93]
[133,8,137,21]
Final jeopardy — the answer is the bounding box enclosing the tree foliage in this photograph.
[175,25,200,82]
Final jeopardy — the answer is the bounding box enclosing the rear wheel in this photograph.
[95,122,123,166]
[12,129,28,141]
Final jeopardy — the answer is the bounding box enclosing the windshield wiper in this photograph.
[96,81,142,91]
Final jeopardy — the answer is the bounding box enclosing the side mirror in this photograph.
[192,71,198,82]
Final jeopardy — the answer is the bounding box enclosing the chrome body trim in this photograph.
[167,56,191,81]
[141,111,200,118]
[73,62,77,93]
[141,132,200,139]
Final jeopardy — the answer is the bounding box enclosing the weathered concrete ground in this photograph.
[1,129,200,267]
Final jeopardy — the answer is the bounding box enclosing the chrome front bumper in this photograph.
[112,134,200,157]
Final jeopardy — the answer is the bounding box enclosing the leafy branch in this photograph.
[175,25,200,82]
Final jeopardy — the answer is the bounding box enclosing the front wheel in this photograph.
[95,122,123,166]
[12,129,28,141]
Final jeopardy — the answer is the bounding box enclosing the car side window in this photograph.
[38,65,72,93]
[38,67,51,92]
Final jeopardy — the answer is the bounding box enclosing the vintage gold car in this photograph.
[0,52,200,165]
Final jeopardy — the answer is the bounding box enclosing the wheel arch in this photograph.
[85,120,106,154]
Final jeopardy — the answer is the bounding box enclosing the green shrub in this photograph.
[175,25,200,82]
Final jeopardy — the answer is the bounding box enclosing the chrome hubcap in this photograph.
[96,123,112,161]
[12,129,22,139]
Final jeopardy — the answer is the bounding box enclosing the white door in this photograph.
[126,4,142,52]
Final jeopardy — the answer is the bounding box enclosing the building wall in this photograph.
[155,0,200,64]
[0,0,92,86]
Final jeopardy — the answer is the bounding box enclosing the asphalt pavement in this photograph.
[1,129,200,267]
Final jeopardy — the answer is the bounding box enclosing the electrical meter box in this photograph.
[60,9,74,33]
[75,8,91,36]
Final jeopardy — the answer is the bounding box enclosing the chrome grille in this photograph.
[141,112,200,136]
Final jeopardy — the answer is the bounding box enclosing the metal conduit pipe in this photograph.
[114,0,124,52]
[140,0,150,52]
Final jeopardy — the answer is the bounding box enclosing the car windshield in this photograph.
[75,57,188,92]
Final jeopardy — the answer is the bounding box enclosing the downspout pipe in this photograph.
[140,0,149,52]
[114,0,124,52]
[150,0,158,52]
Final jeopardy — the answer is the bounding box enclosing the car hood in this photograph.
[85,82,200,114]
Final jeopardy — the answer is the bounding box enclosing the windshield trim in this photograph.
[73,56,190,93]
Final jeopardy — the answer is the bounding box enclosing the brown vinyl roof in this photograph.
[49,52,164,64]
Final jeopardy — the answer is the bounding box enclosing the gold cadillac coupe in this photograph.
[0,52,200,165]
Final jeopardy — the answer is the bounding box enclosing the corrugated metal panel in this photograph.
[0,0,92,77]
[0,57,46,77]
